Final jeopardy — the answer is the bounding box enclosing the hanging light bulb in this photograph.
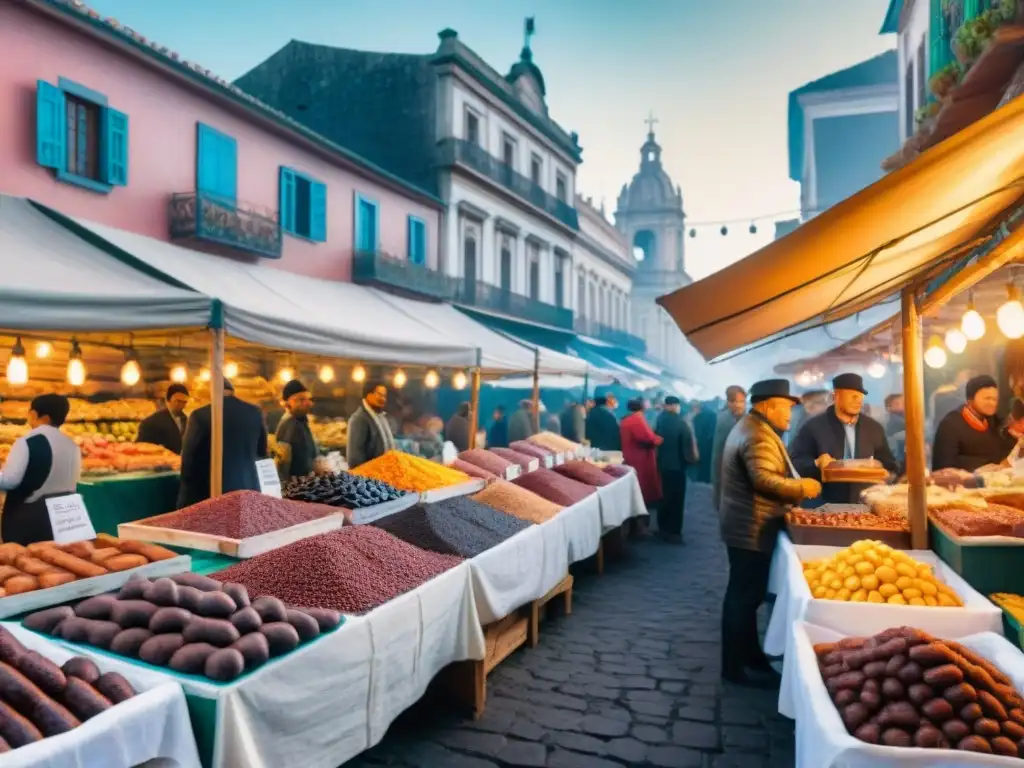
[796,370,813,388]
[944,328,967,354]
[925,336,948,369]
[452,370,468,390]
[997,284,1024,339]
[351,365,366,383]
[866,360,886,379]
[34,341,52,360]
[224,361,239,379]
[961,294,986,341]
[424,370,440,389]
[120,350,142,387]
[392,369,407,388]
[6,338,28,387]
[67,339,86,387]
[277,367,294,384]
[170,364,188,383]
[198,367,211,382]
[720,225,728,236]
[688,228,696,238]
[748,222,757,235]
[318,364,335,384]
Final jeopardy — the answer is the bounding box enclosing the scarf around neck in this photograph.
[961,405,989,433]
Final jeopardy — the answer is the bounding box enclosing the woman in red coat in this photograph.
[620,398,664,506]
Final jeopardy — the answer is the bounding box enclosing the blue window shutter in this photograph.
[219,133,237,204]
[407,217,414,262]
[368,202,378,250]
[197,124,219,197]
[309,181,327,242]
[36,80,65,170]
[408,217,425,265]
[279,168,296,234]
[416,220,426,265]
[103,108,129,186]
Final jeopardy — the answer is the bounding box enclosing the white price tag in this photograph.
[45,494,96,545]
[441,441,458,465]
[505,464,522,480]
[256,459,282,498]
[554,452,566,466]
[543,455,554,469]
[527,459,539,473]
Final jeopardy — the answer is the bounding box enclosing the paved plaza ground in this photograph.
[349,483,796,767]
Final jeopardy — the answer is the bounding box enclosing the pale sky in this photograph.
[87,0,895,279]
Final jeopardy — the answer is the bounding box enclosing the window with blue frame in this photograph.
[196,123,238,204]
[280,167,327,242]
[407,216,427,265]
[36,78,129,193]
[354,194,379,253]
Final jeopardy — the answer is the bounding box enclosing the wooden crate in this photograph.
[528,574,573,648]
[442,608,529,719]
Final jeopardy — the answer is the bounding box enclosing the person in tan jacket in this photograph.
[718,379,821,688]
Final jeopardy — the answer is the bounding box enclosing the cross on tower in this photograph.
[645,111,659,135]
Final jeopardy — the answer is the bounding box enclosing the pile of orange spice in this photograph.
[351,450,471,492]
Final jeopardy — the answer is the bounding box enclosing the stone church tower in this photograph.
[614,121,693,374]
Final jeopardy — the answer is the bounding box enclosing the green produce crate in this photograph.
[929,520,1024,596]
[999,608,1024,653]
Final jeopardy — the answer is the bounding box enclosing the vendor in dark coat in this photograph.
[789,373,898,504]
[445,402,472,452]
[586,395,621,452]
[137,384,189,455]
[275,379,320,482]
[932,374,1016,472]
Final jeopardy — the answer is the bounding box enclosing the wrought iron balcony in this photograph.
[456,281,574,330]
[169,192,281,259]
[574,318,647,353]
[351,250,461,301]
[438,139,580,231]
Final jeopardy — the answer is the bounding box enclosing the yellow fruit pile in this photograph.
[801,539,963,607]
[991,593,1024,624]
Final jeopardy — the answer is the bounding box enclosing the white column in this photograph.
[446,211,461,278]
[480,216,495,285]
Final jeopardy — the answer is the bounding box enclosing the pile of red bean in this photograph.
[603,464,632,479]
[458,449,513,476]
[512,468,596,506]
[449,459,497,482]
[143,491,338,539]
[553,460,614,488]
[212,527,464,614]
[510,441,553,460]
[488,448,538,472]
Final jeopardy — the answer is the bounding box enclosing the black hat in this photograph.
[833,373,867,395]
[282,379,308,400]
[749,379,800,405]
[664,395,681,406]
[966,374,998,401]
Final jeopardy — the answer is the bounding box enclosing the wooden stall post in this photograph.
[901,287,928,549]
[468,349,483,450]
[582,367,590,403]
[209,323,226,499]
[531,347,541,432]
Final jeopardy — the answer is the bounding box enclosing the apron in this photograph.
[1,434,57,545]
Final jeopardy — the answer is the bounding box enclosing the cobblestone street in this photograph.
[349,483,796,768]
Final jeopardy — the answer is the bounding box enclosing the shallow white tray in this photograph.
[349,493,420,525]
[0,555,191,619]
[419,479,486,504]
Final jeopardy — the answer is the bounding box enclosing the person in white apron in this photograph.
[0,394,81,545]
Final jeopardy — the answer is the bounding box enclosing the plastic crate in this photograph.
[929,520,1024,596]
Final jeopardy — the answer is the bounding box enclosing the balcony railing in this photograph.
[456,281,574,330]
[438,139,580,231]
[930,0,1004,79]
[351,250,461,301]
[169,192,281,259]
[574,318,647,353]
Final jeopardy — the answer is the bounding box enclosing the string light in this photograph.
[997,283,1024,339]
[452,370,468,390]
[198,368,211,382]
[34,341,52,360]
[120,349,142,387]
[961,293,986,341]
[318,364,335,384]
[392,369,407,388]
[170,364,189,383]
[67,339,86,387]
[277,367,294,384]
[224,361,239,379]
[351,365,366,383]
[424,370,440,389]
[944,328,967,354]
[6,338,28,387]
[925,336,948,369]
[866,360,886,379]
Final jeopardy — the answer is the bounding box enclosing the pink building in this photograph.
[0,0,443,281]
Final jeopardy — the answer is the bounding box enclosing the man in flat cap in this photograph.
[275,379,320,482]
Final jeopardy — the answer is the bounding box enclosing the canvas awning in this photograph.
[657,93,1024,362]
[0,196,211,331]
[41,207,479,367]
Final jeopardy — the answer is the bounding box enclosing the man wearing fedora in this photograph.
[719,379,821,687]
[789,373,898,505]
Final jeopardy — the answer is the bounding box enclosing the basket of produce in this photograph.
[118,490,346,558]
[0,538,189,620]
[823,459,891,485]
[22,572,343,683]
[787,507,911,549]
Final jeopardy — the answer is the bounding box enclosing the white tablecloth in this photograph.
[764,533,1003,657]
[560,492,603,564]
[595,471,646,530]
[469,524,548,624]
[1,624,200,768]
[781,621,1024,766]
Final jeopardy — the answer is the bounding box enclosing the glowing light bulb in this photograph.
[997,285,1024,339]
[170,364,188,383]
[34,341,52,360]
[796,370,813,388]
[224,361,239,379]
[278,367,294,383]
[392,369,407,388]
[961,298,986,341]
[121,359,141,387]
[424,370,439,389]
[925,337,947,369]
[318,364,335,384]
[351,365,366,383]
[452,371,468,390]
[944,328,967,354]
[67,340,86,387]
[198,368,211,382]
[6,338,28,387]
[866,361,886,379]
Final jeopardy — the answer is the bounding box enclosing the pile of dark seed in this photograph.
[372,496,530,557]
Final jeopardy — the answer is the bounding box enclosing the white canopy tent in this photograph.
[40,206,479,367]
[0,196,211,331]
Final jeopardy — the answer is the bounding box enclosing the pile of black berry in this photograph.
[283,472,406,509]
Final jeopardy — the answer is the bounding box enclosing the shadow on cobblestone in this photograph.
[346,483,795,767]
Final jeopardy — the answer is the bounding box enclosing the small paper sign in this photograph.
[45,494,96,545]
[543,455,554,469]
[256,459,282,498]
[527,458,539,473]
[505,465,522,480]
[441,441,458,465]
[554,452,566,466]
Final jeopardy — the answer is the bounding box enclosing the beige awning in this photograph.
[658,93,1024,362]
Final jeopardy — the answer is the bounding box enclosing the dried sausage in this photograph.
[143,578,180,608]
[230,633,269,671]
[921,698,954,722]
[61,541,94,560]
[0,662,79,736]
[94,672,135,704]
[913,724,947,748]
[958,735,993,752]
[842,702,870,730]
[0,699,42,747]
[23,606,74,635]
[923,664,963,687]
[170,572,222,593]
[992,735,1019,756]
[169,643,218,674]
[84,620,122,650]
[110,628,154,658]
[90,547,121,565]
[881,728,911,747]
[204,648,245,682]
[896,662,923,685]
[39,571,76,589]
[285,609,320,642]
[881,678,905,701]
[4,575,38,595]
[223,582,250,609]
[854,722,880,744]
[229,607,262,635]
[110,600,159,629]
[182,618,240,648]
[35,548,106,578]
[974,717,1001,738]
[0,629,24,665]
[945,682,978,707]
[834,689,857,707]
[118,576,150,600]
[979,690,1009,721]
[75,595,116,621]
[15,651,66,699]
[942,719,971,742]
[908,642,958,668]
[196,591,236,619]
[260,622,300,657]
[252,596,287,624]
[116,540,177,561]
[139,634,185,667]
[104,554,147,572]
[149,607,192,635]
[61,677,112,721]
[61,657,100,685]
